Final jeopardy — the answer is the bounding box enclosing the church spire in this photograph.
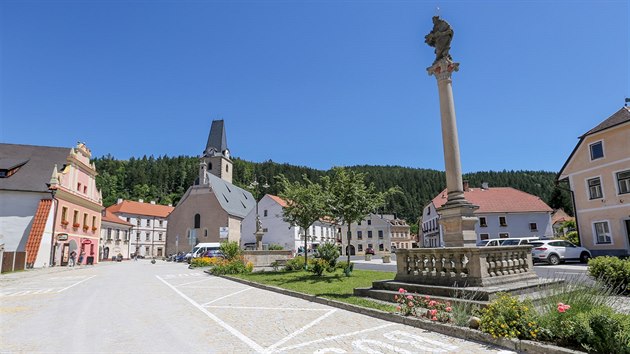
[204,120,228,157]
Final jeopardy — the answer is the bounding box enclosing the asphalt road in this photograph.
[0,260,518,354]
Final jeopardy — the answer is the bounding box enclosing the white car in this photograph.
[530,240,591,265]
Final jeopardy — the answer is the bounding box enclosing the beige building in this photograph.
[166,120,255,255]
[558,106,630,257]
[341,214,411,255]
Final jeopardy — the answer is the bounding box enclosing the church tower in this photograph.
[199,120,232,184]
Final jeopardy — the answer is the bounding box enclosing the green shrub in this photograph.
[588,256,630,294]
[315,242,339,268]
[220,241,241,261]
[190,257,223,268]
[308,258,330,276]
[209,257,253,275]
[559,231,580,246]
[268,244,284,250]
[285,256,306,271]
[479,293,540,339]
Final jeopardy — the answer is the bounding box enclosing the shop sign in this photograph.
[57,234,68,241]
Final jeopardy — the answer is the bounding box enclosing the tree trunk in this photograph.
[346,223,351,265]
[304,227,308,269]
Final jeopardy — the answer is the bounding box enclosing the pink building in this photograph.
[49,143,104,266]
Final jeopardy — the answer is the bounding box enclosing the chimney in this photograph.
[138,199,144,203]
[150,201,156,205]
[481,182,489,190]
[463,180,469,191]
[117,198,123,204]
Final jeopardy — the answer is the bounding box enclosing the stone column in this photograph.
[427,59,478,247]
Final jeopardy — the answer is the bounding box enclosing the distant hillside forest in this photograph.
[93,155,573,223]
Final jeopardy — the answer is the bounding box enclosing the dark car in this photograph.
[203,249,224,259]
[365,247,375,255]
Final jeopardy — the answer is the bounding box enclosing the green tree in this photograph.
[277,174,328,268]
[323,167,399,270]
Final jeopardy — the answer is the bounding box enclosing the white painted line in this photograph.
[266,309,337,352]
[276,323,396,352]
[56,275,96,293]
[176,278,213,287]
[156,275,265,353]
[205,305,330,311]
[179,286,246,289]
[200,288,252,306]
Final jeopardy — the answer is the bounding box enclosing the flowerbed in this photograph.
[395,286,630,353]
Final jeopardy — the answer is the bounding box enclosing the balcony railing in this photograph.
[395,246,537,287]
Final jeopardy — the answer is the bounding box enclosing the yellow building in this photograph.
[558,106,630,256]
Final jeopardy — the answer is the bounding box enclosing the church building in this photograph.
[165,120,255,254]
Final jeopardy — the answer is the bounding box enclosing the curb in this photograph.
[215,273,583,354]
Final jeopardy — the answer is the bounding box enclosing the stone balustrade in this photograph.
[394,246,538,287]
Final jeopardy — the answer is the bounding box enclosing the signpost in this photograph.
[219,227,229,239]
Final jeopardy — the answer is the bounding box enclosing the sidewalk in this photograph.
[0,261,114,280]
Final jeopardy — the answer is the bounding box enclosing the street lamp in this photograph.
[248,176,270,250]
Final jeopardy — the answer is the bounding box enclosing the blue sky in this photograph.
[1,0,628,173]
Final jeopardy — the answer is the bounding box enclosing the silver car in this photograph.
[530,240,591,265]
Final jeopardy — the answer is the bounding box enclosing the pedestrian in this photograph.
[78,250,85,266]
[69,251,76,267]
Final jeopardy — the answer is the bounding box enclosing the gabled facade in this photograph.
[557,106,630,256]
[166,120,255,254]
[106,199,173,258]
[421,184,553,247]
[241,194,337,252]
[342,214,409,255]
[0,142,104,268]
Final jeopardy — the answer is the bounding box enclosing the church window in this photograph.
[226,165,229,172]
[208,163,213,170]
[194,214,201,229]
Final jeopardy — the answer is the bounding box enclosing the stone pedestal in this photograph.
[254,231,264,251]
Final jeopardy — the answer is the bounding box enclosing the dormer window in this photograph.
[589,141,604,160]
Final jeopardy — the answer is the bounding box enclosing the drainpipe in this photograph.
[48,187,58,267]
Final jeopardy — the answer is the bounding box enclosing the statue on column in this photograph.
[425,16,454,63]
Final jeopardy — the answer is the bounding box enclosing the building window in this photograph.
[499,233,509,238]
[378,230,383,239]
[204,229,208,237]
[589,141,604,160]
[358,221,361,226]
[124,231,129,241]
[379,244,384,251]
[107,228,112,240]
[83,185,87,194]
[61,207,68,223]
[499,216,507,227]
[159,220,164,227]
[157,248,163,257]
[368,243,373,249]
[73,210,79,225]
[264,210,268,217]
[146,219,150,227]
[480,233,489,240]
[137,219,141,226]
[594,221,611,244]
[529,223,538,231]
[358,244,363,251]
[136,232,140,241]
[158,233,162,241]
[194,214,200,229]
[92,216,96,228]
[427,208,431,215]
[479,217,487,227]
[145,246,150,255]
[226,165,229,172]
[115,230,120,240]
[588,177,603,199]
[145,233,150,241]
[357,231,363,240]
[367,230,373,238]
[77,182,81,191]
[367,220,371,225]
[617,170,630,194]
[126,217,130,222]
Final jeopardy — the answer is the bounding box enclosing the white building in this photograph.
[341,214,410,255]
[106,199,174,258]
[100,209,133,260]
[241,194,337,252]
[421,184,553,247]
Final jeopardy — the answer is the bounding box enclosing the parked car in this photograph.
[530,240,591,265]
[202,249,224,259]
[499,237,539,246]
[365,247,375,255]
[476,239,502,247]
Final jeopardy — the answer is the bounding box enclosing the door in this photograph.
[562,241,580,259]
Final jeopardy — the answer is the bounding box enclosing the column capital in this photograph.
[427,59,460,81]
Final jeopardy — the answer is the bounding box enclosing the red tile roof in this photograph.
[25,199,53,265]
[101,209,133,226]
[432,187,552,213]
[106,200,174,218]
[267,194,288,207]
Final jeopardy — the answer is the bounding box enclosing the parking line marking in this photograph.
[266,309,337,352]
[200,288,252,307]
[177,278,213,287]
[205,305,330,311]
[56,275,96,293]
[156,275,265,353]
[275,323,396,352]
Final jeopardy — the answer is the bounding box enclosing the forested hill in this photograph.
[93,155,573,223]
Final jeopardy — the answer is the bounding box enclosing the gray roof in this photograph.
[206,171,255,218]
[0,143,70,193]
[582,106,630,137]
[204,120,227,157]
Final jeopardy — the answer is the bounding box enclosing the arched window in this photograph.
[208,162,213,170]
[194,214,200,229]
[226,165,229,172]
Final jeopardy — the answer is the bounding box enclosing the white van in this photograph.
[477,237,539,247]
[186,242,221,261]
